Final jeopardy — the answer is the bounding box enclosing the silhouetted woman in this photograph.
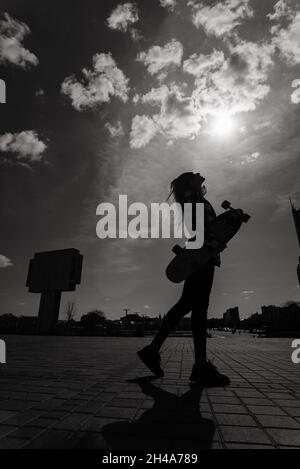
[137,172,230,387]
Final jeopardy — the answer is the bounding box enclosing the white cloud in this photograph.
[272,12,300,64]
[291,79,300,103]
[188,0,253,37]
[137,39,183,78]
[233,41,274,82]
[160,0,176,11]
[107,3,139,32]
[132,39,274,148]
[132,93,140,104]
[105,121,124,137]
[0,131,47,161]
[0,254,13,268]
[253,120,272,131]
[61,53,129,111]
[0,12,38,68]
[130,115,158,148]
[140,84,170,105]
[186,41,274,117]
[154,88,201,141]
[133,86,171,105]
[130,85,202,147]
[183,49,225,76]
[35,88,44,97]
[241,152,260,165]
[268,0,293,21]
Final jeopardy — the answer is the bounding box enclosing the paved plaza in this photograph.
[0,333,300,449]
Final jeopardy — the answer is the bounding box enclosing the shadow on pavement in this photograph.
[100,376,215,449]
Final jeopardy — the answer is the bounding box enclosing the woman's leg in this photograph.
[191,311,208,366]
[191,261,215,365]
[138,260,218,379]
[190,263,231,386]
[150,283,194,351]
[138,275,195,377]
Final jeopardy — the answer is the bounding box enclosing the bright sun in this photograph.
[211,113,235,137]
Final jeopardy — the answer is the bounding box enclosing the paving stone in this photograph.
[69,431,108,449]
[81,417,121,433]
[42,410,69,420]
[96,406,137,420]
[256,415,300,429]
[214,413,256,427]
[208,395,240,405]
[1,335,300,449]
[247,405,287,416]
[31,398,66,411]
[0,410,16,423]
[219,426,271,445]
[268,428,300,446]
[266,393,295,399]
[0,437,28,449]
[226,443,274,449]
[0,424,18,438]
[24,429,74,449]
[29,417,59,428]
[75,401,105,414]
[211,404,248,414]
[206,388,235,396]
[3,410,42,426]
[110,398,144,408]
[53,412,91,431]
[274,399,300,408]
[7,425,44,440]
[241,397,274,406]
[234,390,265,398]
[0,400,32,411]
[284,407,300,417]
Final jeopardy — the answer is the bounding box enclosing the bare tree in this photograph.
[64,299,77,322]
[80,310,106,335]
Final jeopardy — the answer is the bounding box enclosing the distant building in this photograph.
[242,312,262,332]
[120,311,142,324]
[17,316,37,334]
[207,317,224,330]
[223,307,240,329]
[290,198,300,285]
[262,303,300,333]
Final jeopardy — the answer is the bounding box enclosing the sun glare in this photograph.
[211,113,235,137]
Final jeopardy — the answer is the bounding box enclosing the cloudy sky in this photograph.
[0,0,300,321]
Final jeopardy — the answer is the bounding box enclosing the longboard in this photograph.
[166,200,250,283]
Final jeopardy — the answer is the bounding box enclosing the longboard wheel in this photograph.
[172,245,183,255]
[221,200,231,210]
[242,214,251,223]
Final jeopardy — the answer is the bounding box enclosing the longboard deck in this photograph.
[166,208,247,283]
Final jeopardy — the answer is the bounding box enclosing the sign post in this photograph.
[26,248,83,334]
[290,198,300,286]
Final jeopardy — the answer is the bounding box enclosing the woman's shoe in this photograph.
[137,346,164,377]
[190,361,230,387]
